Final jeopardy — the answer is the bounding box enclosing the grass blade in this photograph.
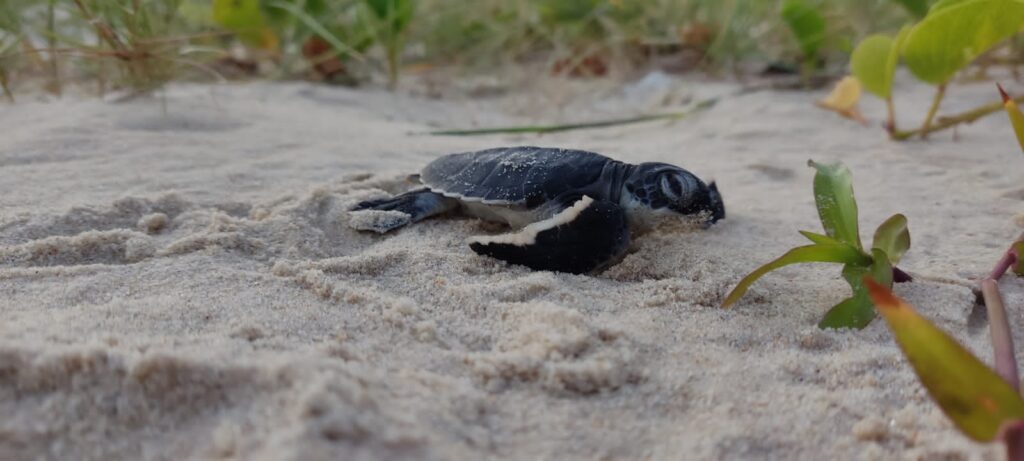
[430,98,717,136]
[268,0,367,62]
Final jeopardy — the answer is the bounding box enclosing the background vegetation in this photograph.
[0,0,925,97]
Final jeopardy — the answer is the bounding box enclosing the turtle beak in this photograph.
[705,181,725,225]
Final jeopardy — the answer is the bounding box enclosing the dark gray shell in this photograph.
[420,146,613,207]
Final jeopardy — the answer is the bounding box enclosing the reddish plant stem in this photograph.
[983,233,1024,392]
[1005,421,1024,461]
[984,279,1019,390]
[992,245,1021,281]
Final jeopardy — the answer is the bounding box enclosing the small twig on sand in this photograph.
[429,98,717,136]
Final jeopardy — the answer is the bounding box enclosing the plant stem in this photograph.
[1009,436,1024,461]
[0,67,12,103]
[46,0,60,96]
[1005,421,1024,461]
[918,83,946,139]
[429,98,717,136]
[892,93,1024,140]
[982,232,1024,391]
[884,96,897,135]
[983,279,1019,390]
[387,40,399,90]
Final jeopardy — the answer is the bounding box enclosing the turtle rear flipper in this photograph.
[468,196,629,274]
[349,189,457,233]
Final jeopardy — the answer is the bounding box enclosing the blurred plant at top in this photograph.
[361,0,414,88]
[779,0,826,82]
[840,0,1024,140]
[0,0,223,96]
[0,0,943,97]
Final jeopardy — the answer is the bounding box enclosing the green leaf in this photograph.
[363,0,414,32]
[820,249,893,329]
[929,0,971,12]
[872,214,911,265]
[264,0,328,25]
[212,0,276,49]
[887,25,912,87]
[819,292,873,329]
[809,160,862,250]
[866,279,1024,441]
[799,230,843,245]
[998,84,1024,154]
[903,0,1024,85]
[851,35,896,99]
[781,0,827,59]
[1013,241,1024,276]
[722,244,872,308]
[850,25,910,100]
[894,0,932,17]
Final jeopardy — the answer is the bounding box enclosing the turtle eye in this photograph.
[659,173,685,200]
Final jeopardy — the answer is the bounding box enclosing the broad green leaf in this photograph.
[894,0,931,17]
[999,84,1024,154]
[820,249,893,329]
[852,24,913,101]
[722,244,872,308]
[781,0,827,58]
[872,214,911,265]
[903,0,1024,85]
[865,279,1024,441]
[809,160,862,250]
[212,0,278,50]
[886,25,912,89]
[799,230,843,245]
[851,35,896,98]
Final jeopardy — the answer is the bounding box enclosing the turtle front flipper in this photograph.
[468,196,630,274]
[349,189,458,233]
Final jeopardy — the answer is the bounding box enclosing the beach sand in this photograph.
[1,74,1022,460]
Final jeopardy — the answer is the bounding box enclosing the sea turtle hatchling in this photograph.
[349,146,724,274]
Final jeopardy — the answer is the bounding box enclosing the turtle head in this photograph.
[624,163,725,225]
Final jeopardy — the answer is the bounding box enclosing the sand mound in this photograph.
[467,302,642,393]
